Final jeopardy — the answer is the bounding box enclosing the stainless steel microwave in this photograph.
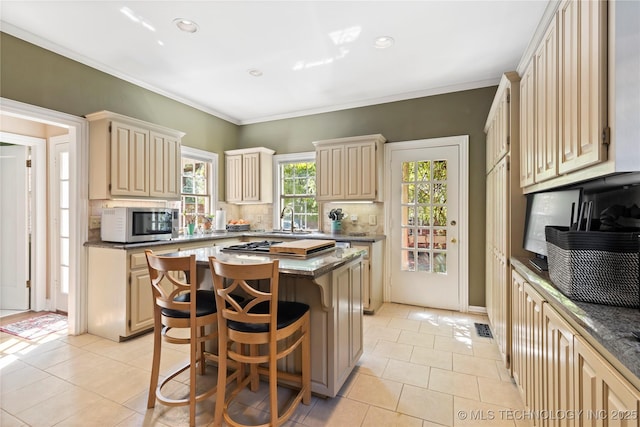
[101,207,179,243]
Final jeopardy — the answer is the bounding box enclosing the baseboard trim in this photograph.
[468,305,487,314]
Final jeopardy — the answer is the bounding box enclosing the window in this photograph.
[274,152,318,231]
[181,146,218,229]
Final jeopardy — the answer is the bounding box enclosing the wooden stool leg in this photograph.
[198,325,206,375]
[269,350,278,426]
[147,312,162,408]
[214,335,228,426]
[249,344,259,392]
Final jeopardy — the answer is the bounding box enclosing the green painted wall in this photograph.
[0,33,238,193]
[1,31,495,307]
[239,88,496,306]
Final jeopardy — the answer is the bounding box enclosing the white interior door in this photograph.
[0,145,30,310]
[389,141,462,310]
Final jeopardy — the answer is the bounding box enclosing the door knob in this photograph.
[451,238,457,243]
[450,220,457,226]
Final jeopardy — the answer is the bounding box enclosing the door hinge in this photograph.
[128,319,131,328]
[108,124,112,133]
[26,159,32,168]
[506,93,510,103]
[602,126,610,145]
[26,280,31,289]
[506,135,510,146]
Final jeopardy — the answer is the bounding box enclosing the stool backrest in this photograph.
[208,257,279,328]
[145,250,197,313]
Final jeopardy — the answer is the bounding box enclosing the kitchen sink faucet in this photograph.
[280,206,294,232]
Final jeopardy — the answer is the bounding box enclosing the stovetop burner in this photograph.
[224,240,283,252]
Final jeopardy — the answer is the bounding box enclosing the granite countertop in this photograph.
[511,257,640,389]
[84,230,386,249]
[168,245,366,278]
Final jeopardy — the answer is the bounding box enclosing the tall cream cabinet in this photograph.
[86,111,183,200]
[520,0,616,192]
[511,268,640,425]
[313,134,386,202]
[484,72,528,366]
[225,147,274,204]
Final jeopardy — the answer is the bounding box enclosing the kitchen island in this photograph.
[169,245,365,398]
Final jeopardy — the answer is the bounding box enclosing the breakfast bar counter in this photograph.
[168,246,366,397]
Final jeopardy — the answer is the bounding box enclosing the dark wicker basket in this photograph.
[545,226,640,308]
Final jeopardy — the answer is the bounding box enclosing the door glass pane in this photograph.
[60,181,69,209]
[417,251,431,272]
[60,152,69,180]
[402,250,415,271]
[401,183,414,203]
[60,209,69,238]
[434,252,447,273]
[399,158,449,275]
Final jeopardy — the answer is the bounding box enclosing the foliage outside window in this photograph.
[181,157,210,227]
[279,161,318,230]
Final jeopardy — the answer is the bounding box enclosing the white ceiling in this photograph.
[0,1,548,125]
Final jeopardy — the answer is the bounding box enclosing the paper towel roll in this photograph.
[215,209,226,231]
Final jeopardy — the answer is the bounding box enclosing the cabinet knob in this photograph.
[450,220,457,226]
[451,238,457,243]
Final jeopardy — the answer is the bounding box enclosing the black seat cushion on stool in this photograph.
[228,301,310,333]
[162,290,217,318]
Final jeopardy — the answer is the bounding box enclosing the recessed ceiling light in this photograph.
[248,69,263,77]
[174,18,198,33]
[374,36,394,49]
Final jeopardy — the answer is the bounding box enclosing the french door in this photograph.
[387,137,468,310]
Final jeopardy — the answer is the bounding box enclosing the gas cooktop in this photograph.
[222,240,283,253]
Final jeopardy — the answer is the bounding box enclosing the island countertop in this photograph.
[167,245,366,279]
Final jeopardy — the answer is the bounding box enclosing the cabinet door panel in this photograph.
[225,154,243,203]
[534,16,558,183]
[575,337,640,427]
[149,132,180,199]
[316,145,344,200]
[520,61,536,187]
[110,121,149,196]
[242,152,260,201]
[558,0,607,174]
[544,304,575,427]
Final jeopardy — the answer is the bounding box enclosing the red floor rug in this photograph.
[0,313,67,340]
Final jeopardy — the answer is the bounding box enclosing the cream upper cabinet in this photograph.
[86,111,184,200]
[313,134,386,202]
[557,0,608,175]
[149,131,181,199]
[518,0,612,192]
[224,147,274,204]
[520,60,536,187]
[534,14,559,183]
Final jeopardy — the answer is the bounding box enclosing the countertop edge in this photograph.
[85,232,386,249]
[511,257,640,390]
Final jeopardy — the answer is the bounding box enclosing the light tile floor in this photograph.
[1,303,529,426]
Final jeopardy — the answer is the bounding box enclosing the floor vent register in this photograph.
[474,323,493,338]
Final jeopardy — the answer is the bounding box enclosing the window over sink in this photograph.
[274,152,318,231]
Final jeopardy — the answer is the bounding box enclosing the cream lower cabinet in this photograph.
[543,303,576,427]
[88,242,205,341]
[512,270,545,425]
[86,111,183,200]
[511,268,640,426]
[574,337,640,427]
[352,240,383,314]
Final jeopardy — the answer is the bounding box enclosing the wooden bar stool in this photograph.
[208,256,311,427]
[145,250,219,427]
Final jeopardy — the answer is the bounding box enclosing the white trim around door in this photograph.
[384,135,469,312]
[1,97,89,335]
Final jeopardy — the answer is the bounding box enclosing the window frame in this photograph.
[273,151,317,231]
[180,146,218,226]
